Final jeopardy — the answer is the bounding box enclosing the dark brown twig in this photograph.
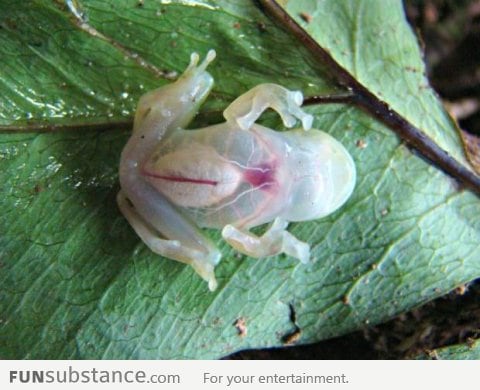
[303,93,357,106]
[0,120,133,133]
[260,0,480,197]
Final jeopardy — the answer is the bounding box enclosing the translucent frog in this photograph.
[118,50,356,291]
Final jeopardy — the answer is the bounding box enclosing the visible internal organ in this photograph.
[142,146,241,208]
[219,161,279,229]
[142,144,277,209]
[243,162,277,191]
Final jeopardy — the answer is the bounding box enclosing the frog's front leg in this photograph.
[223,83,313,131]
[117,185,221,291]
[221,218,310,264]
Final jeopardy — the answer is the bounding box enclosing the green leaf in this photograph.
[1,0,479,359]
[0,0,336,128]
[277,0,470,169]
[417,339,480,360]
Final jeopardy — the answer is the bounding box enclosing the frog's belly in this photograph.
[183,178,285,229]
[144,124,291,229]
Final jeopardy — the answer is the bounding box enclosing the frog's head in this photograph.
[282,130,356,222]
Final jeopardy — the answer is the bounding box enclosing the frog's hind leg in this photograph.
[223,83,313,131]
[221,217,310,264]
[117,190,220,291]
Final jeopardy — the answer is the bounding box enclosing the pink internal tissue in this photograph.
[243,162,276,190]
